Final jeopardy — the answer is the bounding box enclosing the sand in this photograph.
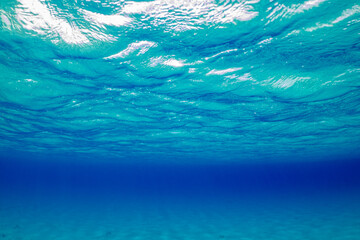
[1,190,360,240]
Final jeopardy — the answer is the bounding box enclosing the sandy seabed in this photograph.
[1,190,360,240]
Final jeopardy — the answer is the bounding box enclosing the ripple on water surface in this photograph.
[0,0,360,162]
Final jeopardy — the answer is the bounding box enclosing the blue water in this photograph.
[1,0,360,239]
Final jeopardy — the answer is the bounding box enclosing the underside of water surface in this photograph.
[1,0,360,162]
[1,0,360,239]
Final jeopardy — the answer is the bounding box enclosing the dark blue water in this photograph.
[1,0,360,239]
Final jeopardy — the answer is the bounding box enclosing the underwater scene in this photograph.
[1,0,360,239]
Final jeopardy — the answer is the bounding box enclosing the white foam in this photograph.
[332,5,360,24]
[16,0,89,44]
[82,10,132,27]
[105,41,157,59]
[206,67,243,76]
[163,59,184,67]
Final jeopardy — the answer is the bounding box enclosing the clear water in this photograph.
[1,0,360,239]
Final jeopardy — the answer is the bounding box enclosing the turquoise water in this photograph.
[1,0,360,162]
[1,0,360,239]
